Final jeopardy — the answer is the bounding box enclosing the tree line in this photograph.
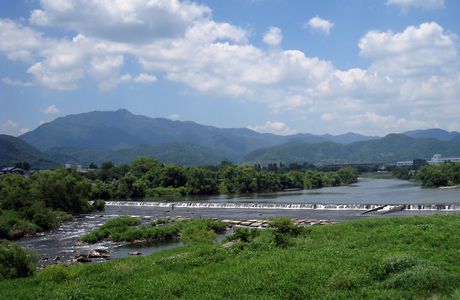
[87,158,358,199]
[393,162,460,187]
[0,157,358,240]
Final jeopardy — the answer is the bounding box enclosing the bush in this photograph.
[270,217,302,248]
[232,227,260,243]
[36,264,70,283]
[92,199,105,211]
[0,241,37,280]
[180,224,216,245]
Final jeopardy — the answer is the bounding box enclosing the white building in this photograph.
[428,154,460,164]
[396,160,414,167]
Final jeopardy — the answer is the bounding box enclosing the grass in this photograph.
[81,217,226,244]
[1,214,460,299]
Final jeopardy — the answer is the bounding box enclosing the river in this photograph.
[18,178,460,264]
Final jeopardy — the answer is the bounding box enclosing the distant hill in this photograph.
[20,109,379,163]
[243,134,460,164]
[0,134,57,168]
[403,129,460,141]
[17,109,460,166]
[47,142,229,166]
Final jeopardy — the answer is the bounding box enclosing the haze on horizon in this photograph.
[1,0,459,137]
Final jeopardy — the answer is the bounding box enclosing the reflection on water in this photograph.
[134,178,460,205]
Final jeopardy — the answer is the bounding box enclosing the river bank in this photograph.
[5,214,460,299]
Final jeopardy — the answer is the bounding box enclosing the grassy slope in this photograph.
[2,214,460,299]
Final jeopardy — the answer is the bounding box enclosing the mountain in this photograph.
[403,129,460,141]
[21,109,282,160]
[19,109,460,166]
[0,134,57,168]
[243,134,460,164]
[47,142,229,166]
[20,110,379,163]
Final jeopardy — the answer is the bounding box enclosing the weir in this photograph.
[105,201,460,211]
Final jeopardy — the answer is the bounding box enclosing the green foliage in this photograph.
[1,215,460,299]
[92,199,105,211]
[31,169,92,213]
[36,264,72,283]
[269,216,302,247]
[180,224,216,244]
[231,227,260,243]
[417,163,460,187]
[0,241,37,280]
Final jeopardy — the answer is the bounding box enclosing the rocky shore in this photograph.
[37,216,333,268]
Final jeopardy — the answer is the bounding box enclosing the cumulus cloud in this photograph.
[387,0,444,10]
[263,26,282,46]
[41,104,59,115]
[248,121,296,135]
[29,0,211,43]
[2,77,33,87]
[133,73,157,84]
[0,0,459,134]
[306,16,334,36]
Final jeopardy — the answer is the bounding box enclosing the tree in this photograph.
[30,169,91,213]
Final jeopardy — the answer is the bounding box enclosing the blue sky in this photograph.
[1,0,459,136]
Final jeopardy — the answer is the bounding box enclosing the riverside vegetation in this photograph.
[0,157,357,240]
[0,214,459,299]
[393,162,460,187]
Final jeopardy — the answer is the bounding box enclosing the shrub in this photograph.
[92,199,105,211]
[0,241,37,280]
[36,264,70,283]
[269,217,303,248]
[232,227,260,243]
[180,224,216,244]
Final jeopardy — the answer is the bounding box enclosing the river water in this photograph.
[18,178,460,263]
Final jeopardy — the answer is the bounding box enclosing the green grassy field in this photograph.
[1,214,460,299]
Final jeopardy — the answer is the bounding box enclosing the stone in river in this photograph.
[240,221,253,226]
[128,251,142,256]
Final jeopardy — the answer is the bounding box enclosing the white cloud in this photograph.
[19,128,30,134]
[3,120,18,129]
[0,0,459,134]
[248,121,296,135]
[0,19,46,62]
[2,77,33,87]
[167,113,180,120]
[41,104,60,115]
[387,0,444,10]
[306,16,334,36]
[30,0,211,43]
[133,73,157,84]
[263,26,282,46]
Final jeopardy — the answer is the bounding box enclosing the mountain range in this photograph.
[0,109,459,167]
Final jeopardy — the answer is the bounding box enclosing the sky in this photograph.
[0,0,459,137]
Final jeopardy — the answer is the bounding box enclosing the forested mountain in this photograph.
[20,110,378,162]
[403,129,460,141]
[12,110,460,166]
[0,134,57,168]
[47,142,229,166]
[243,134,460,164]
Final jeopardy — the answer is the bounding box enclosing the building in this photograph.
[396,160,414,167]
[0,167,25,175]
[428,154,460,164]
